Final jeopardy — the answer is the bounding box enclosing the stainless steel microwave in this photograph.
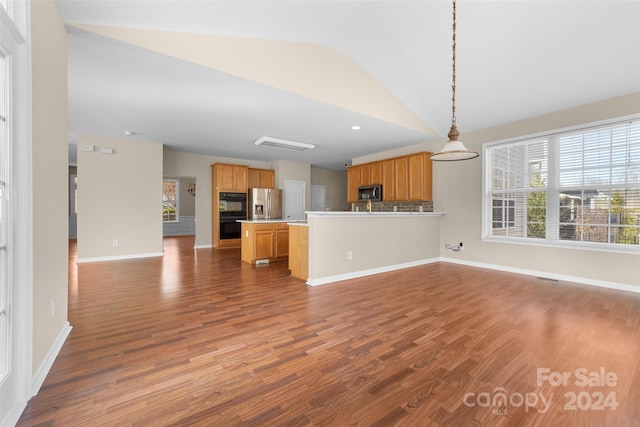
[358,185,382,202]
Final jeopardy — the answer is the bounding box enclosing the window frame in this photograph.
[162,178,179,223]
[482,114,640,255]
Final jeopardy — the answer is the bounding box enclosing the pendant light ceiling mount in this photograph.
[430,0,479,162]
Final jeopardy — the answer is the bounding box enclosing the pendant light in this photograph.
[430,0,479,161]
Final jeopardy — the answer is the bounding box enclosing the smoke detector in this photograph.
[254,136,315,152]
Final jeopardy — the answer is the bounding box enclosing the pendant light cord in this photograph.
[451,0,457,129]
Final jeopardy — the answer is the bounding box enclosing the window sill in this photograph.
[482,236,640,255]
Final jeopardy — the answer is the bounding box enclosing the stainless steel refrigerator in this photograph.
[248,188,283,220]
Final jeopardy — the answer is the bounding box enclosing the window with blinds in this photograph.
[483,118,640,251]
[0,52,8,383]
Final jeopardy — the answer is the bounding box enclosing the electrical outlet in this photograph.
[51,298,56,317]
[113,239,119,247]
[347,251,353,260]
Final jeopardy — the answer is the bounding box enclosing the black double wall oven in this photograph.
[219,192,247,240]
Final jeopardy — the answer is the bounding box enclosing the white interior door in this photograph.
[311,184,325,211]
[284,180,306,220]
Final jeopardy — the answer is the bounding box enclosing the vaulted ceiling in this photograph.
[57,0,640,170]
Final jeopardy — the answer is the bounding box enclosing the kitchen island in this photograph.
[238,219,298,264]
[297,211,445,285]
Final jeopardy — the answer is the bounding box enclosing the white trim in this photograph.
[194,244,213,249]
[0,7,25,44]
[31,322,72,396]
[306,257,440,286]
[76,252,163,263]
[162,215,195,236]
[483,114,640,150]
[2,400,27,427]
[482,235,640,255]
[440,257,640,295]
[1,0,32,423]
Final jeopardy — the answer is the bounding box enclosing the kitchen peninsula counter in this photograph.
[237,219,298,223]
[299,211,444,285]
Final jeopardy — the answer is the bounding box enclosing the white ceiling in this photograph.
[57,0,640,170]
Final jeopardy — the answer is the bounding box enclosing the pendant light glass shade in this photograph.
[430,0,479,162]
[430,124,479,161]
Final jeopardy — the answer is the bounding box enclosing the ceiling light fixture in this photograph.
[351,125,361,130]
[123,130,135,136]
[254,136,316,152]
[430,0,479,162]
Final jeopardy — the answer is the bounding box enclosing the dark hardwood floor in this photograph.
[17,236,640,426]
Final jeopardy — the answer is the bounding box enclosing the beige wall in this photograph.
[163,148,271,247]
[177,178,196,217]
[77,135,163,260]
[274,160,311,211]
[67,23,434,136]
[311,166,348,211]
[308,215,441,284]
[354,93,640,289]
[31,0,69,374]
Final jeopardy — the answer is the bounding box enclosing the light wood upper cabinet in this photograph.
[370,161,382,185]
[381,159,395,201]
[394,156,409,201]
[359,163,371,186]
[347,152,432,203]
[408,152,433,201]
[347,166,360,203]
[213,163,248,192]
[248,168,275,189]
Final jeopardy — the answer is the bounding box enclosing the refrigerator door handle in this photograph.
[267,191,271,218]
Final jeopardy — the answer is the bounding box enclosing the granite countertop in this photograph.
[237,219,306,223]
[305,211,445,217]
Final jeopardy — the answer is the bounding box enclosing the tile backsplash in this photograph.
[351,200,434,213]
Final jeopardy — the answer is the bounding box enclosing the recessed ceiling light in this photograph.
[351,125,361,130]
[123,131,135,136]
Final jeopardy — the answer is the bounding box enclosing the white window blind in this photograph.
[0,52,8,383]
[484,119,640,251]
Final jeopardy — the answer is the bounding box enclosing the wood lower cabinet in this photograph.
[288,224,308,281]
[275,223,289,258]
[241,222,289,263]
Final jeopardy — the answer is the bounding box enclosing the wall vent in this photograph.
[254,136,315,152]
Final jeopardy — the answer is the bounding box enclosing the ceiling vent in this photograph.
[254,136,315,152]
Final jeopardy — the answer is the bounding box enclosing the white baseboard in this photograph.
[194,244,213,249]
[3,401,28,427]
[31,321,72,396]
[306,258,440,286]
[440,257,640,294]
[76,252,163,263]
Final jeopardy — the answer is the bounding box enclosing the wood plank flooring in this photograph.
[17,236,640,426]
